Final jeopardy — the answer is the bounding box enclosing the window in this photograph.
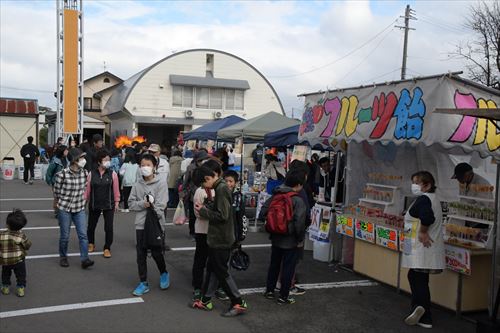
[172,86,193,107]
[225,89,244,110]
[196,87,209,108]
[84,97,92,110]
[103,77,110,83]
[209,88,223,109]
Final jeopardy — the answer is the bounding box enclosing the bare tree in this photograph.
[450,1,500,90]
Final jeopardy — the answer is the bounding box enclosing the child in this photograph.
[0,209,32,297]
[128,154,170,296]
[191,162,247,317]
[223,170,247,245]
[259,170,307,305]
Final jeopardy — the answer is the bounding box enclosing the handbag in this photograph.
[143,197,165,250]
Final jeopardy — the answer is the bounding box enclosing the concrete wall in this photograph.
[0,115,37,164]
[124,50,283,120]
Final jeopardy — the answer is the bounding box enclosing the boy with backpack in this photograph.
[259,169,307,305]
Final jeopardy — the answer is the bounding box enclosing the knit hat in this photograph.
[68,148,86,163]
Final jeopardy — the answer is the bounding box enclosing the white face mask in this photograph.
[411,183,423,196]
[77,158,86,169]
[102,161,111,169]
[141,166,153,177]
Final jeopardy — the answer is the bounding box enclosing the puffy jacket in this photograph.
[258,185,307,249]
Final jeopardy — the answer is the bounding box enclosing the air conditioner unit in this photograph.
[185,110,194,118]
[213,111,223,119]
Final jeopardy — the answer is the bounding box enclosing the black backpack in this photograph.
[143,196,165,250]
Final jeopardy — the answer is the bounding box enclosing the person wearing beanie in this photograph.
[53,148,94,269]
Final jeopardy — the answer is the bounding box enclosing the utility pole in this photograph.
[395,5,416,80]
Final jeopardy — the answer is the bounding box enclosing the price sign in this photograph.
[336,215,354,238]
[355,219,375,243]
[376,225,398,251]
[445,245,471,275]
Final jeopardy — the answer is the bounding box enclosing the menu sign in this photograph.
[355,219,375,243]
[376,225,398,251]
[336,215,354,238]
[445,245,471,275]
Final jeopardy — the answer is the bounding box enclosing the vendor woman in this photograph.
[402,171,445,329]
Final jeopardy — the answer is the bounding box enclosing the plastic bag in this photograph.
[173,200,187,225]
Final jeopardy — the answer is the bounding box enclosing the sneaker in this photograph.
[215,288,229,301]
[221,300,247,317]
[81,259,94,269]
[277,297,296,305]
[160,272,170,290]
[190,299,214,311]
[103,249,111,258]
[1,285,10,295]
[59,257,69,267]
[29,180,33,185]
[289,286,306,296]
[417,316,433,329]
[263,291,275,300]
[192,289,202,301]
[16,286,25,297]
[132,282,150,296]
[404,306,425,326]
[88,243,95,253]
[24,182,28,185]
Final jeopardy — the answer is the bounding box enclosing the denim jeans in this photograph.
[58,209,89,261]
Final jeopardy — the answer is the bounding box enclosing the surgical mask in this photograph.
[411,184,423,196]
[141,166,153,177]
[77,158,86,169]
[102,161,111,169]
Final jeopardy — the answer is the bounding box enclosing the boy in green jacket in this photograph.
[191,162,247,317]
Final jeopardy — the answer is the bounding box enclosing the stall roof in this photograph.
[217,112,300,143]
[264,124,300,147]
[0,97,38,116]
[298,73,500,159]
[183,115,245,141]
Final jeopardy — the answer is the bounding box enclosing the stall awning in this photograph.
[298,74,500,159]
[169,75,250,90]
[217,112,300,143]
[183,115,245,141]
[264,124,300,147]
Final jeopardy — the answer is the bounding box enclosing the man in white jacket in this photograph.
[147,144,169,185]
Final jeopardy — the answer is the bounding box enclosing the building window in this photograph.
[172,85,193,108]
[84,97,92,110]
[103,77,110,83]
[196,87,209,108]
[209,88,223,109]
[225,89,244,110]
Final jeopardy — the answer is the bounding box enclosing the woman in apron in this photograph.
[402,171,445,329]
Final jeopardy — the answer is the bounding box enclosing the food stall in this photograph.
[298,72,500,313]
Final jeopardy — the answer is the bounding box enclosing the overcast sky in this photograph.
[0,0,479,117]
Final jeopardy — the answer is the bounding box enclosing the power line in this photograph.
[0,85,54,94]
[359,68,401,85]
[418,17,465,35]
[418,13,468,33]
[268,18,398,79]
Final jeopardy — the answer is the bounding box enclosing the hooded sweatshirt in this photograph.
[128,175,168,230]
[258,185,307,249]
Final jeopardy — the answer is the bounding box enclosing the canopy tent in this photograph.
[298,72,500,318]
[263,124,300,147]
[183,115,244,141]
[217,111,300,143]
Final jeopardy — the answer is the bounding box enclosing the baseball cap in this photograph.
[452,162,473,179]
[68,148,86,163]
[148,144,161,153]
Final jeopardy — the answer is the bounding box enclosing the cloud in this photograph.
[0,0,475,117]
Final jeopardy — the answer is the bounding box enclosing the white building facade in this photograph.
[102,49,284,147]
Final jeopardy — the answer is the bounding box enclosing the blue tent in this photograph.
[263,124,300,147]
[183,115,244,141]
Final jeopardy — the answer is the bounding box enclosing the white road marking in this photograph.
[0,226,74,231]
[239,280,378,295]
[0,198,54,201]
[0,209,54,213]
[26,244,271,259]
[0,297,144,319]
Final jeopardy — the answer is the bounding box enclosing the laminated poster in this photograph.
[336,215,354,238]
[445,244,471,275]
[291,145,308,162]
[355,219,375,243]
[375,225,398,251]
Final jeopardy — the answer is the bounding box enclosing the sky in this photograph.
[0,0,481,118]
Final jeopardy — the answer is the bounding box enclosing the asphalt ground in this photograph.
[0,179,476,332]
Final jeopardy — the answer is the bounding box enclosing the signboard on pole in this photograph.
[63,9,79,133]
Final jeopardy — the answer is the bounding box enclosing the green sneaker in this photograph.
[1,285,10,295]
[190,299,214,311]
[221,300,248,317]
[192,289,202,301]
[16,286,25,297]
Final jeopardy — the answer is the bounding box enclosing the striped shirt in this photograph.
[54,167,88,213]
[0,230,31,266]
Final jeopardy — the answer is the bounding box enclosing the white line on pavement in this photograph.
[26,244,271,259]
[0,226,74,231]
[0,209,54,213]
[0,297,144,319]
[0,198,54,201]
[239,280,378,295]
